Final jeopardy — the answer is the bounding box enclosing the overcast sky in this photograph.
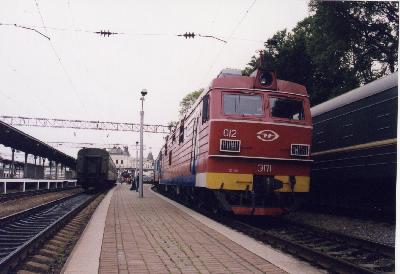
[0,0,310,162]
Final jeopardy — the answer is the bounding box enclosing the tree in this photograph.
[309,1,398,83]
[179,88,204,116]
[243,1,398,105]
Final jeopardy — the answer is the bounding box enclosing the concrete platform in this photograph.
[63,184,324,274]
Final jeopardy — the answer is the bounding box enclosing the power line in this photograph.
[94,30,121,37]
[178,32,227,43]
[33,0,88,114]
[64,1,110,147]
[0,23,50,40]
[226,0,257,40]
[1,22,254,43]
[0,115,170,134]
[200,0,258,84]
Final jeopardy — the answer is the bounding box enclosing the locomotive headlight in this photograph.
[260,71,273,86]
[291,144,310,157]
[220,139,241,153]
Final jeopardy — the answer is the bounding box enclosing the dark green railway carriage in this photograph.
[310,72,397,214]
[77,148,117,191]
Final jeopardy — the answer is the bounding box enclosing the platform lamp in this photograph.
[139,89,147,198]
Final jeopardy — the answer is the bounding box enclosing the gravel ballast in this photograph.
[282,211,395,246]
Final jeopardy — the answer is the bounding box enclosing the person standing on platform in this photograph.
[136,173,139,192]
[130,174,136,191]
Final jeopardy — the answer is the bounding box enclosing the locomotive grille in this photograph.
[291,144,310,156]
[220,139,241,152]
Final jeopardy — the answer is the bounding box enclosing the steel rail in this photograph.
[280,219,395,258]
[231,219,394,274]
[0,192,97,273]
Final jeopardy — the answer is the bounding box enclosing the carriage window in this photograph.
[223,94,263,115]
[269,97,304,120]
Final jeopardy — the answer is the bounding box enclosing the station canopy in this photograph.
[0,120,76,168]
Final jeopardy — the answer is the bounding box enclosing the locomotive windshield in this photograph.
[223,93,263,115]
[269,97,305,120]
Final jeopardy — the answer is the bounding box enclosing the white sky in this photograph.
[0,0,310,162]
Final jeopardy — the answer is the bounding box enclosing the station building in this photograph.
[108,146,135,177]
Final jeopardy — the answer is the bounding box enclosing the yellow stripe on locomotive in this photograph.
[196,172,310,192]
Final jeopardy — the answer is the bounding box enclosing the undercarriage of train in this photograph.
[155,176,302,216]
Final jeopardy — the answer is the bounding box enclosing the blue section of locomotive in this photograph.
[77,148,117,192]
[160,175,196,187]
[310,72,397,214]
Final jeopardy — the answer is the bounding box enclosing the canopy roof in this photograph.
[0,121,76,168]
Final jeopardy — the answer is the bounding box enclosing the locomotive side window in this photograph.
[269,97,305,120]
[223,93,263,115]
[179,121,185,144]
[202,95,209,124]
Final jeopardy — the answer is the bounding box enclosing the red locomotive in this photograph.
[155,65,312,216]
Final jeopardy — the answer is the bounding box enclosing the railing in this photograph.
[0,179,78,194]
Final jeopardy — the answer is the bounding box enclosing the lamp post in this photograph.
[139,89,147,198]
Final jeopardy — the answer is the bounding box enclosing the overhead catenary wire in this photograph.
[65,1,110,147]
[0,23,50,40]
[0,21,263,43]
[33,0,89,115]
[199,0,258,84]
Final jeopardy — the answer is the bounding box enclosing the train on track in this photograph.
[310,72,398,215]
[154,66,313,216]
[77,148,117,192]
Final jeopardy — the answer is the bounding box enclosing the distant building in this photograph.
[107,147,155,179]
[147,152,154,161]
[108,146,135,176]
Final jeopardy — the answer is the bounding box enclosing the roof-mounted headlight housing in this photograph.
[254,69,277,90]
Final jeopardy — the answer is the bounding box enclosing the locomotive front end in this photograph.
[204,69,312,215]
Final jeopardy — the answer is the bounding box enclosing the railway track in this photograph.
[0,192,97,274]
[225,217,394,274]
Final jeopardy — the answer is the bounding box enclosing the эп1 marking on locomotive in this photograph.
[256,164,272,173]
